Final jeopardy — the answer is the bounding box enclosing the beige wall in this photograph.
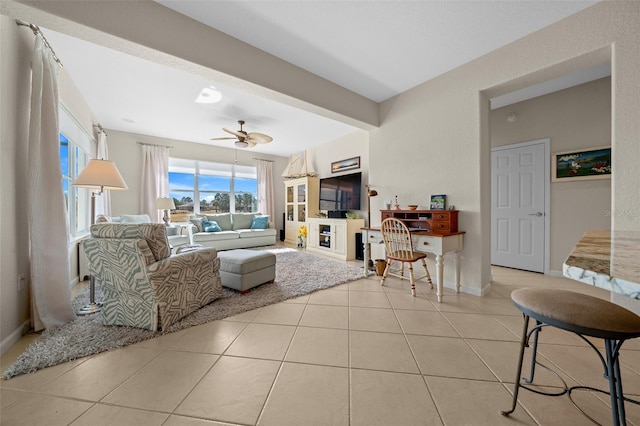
[0,15,33,351]
[373,1,639,295]
[491,77,612,273]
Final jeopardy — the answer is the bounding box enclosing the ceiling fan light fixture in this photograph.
[235,140,249,148]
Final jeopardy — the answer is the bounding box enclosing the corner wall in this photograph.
[0,15,33,352]
[373,1,640,294]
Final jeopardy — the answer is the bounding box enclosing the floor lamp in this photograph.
[72,159,128,315]
[366,185,378,270]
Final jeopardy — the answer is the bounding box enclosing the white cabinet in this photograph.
[284,177,319,245]
[306,218,364,260]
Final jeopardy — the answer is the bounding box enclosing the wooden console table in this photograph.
[362,227,465,303]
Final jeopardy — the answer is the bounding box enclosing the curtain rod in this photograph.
[93,124,107,137]
[136,141,174,149]
[253,158,274,162]
[15,19,63,67]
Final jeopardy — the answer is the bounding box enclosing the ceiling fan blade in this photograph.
[247,132,273,143]
[223,127,246,138]
[210,136,237,140]
[247,140,258,148]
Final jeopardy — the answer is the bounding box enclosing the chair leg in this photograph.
[421,258,433,288]
[605,339,626,426]
[408,262,416,296]
[380,259,390,287]
[501,314,530,417]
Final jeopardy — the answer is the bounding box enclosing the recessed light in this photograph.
[122,118,135,123]
[195,86,222,104]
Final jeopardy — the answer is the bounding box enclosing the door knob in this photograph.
[528,212,543,217]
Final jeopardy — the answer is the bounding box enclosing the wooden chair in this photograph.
[380,218,432,296]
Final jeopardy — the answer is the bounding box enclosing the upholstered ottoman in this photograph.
[217,249,276,293]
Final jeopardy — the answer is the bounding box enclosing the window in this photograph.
[169,158,257,222]
[59,105,94,238]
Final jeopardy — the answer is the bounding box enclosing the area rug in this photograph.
[2,247,363,379]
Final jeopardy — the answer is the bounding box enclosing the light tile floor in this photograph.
[1,266,639,425]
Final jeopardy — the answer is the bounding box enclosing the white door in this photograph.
[491,140,548,273]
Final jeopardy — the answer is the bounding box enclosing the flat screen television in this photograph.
[319,172,362,211]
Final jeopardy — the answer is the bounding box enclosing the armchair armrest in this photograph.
[147,246,222,330]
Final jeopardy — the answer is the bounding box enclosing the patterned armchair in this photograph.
[84,223,222,331]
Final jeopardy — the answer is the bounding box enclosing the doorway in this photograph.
[491,139,550,273]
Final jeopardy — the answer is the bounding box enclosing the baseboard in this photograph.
[444,281,490,297]
[548,269,564,278]
[0,320,30,356]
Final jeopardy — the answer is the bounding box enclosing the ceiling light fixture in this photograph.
[195,85,222,104]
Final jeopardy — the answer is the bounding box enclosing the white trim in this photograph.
[491,138,551,274]
[59,102,96,156]
[0,320,30,356]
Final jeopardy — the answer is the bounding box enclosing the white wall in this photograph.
[107,130,289,231]
[491,77,612,272]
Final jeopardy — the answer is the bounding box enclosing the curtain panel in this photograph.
[27,36,75,331]
[94,129,111,217]
[140,144,170,222]
[256,160,275,223]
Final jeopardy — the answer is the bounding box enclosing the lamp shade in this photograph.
[72,159,128,190]
[156,197,176,210]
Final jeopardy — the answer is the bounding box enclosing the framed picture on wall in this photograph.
[331,156,360,173]
[551,146,611,182]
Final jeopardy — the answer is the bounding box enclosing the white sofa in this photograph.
[187,212,277,251]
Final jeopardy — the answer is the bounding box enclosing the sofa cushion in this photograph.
[120,214,152,223]
[231,213,258,230]
[237,228,278,238]
[250,215,269,229]
[205,213,232,231]
[192,230,239,243]
[190,217,204,233]
[202,220,222,232]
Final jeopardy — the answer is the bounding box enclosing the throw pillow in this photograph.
[189,218,204,233]
[250,215,269,229]
[202,220,222,233]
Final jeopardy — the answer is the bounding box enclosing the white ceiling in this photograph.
[42,0,599,157]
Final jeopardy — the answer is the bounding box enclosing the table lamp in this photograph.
[156,197,176,226]
[72,158,128,315]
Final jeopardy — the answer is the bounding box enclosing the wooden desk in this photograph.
[362,228,465,302]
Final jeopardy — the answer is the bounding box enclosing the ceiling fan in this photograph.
[210,120,273,148]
